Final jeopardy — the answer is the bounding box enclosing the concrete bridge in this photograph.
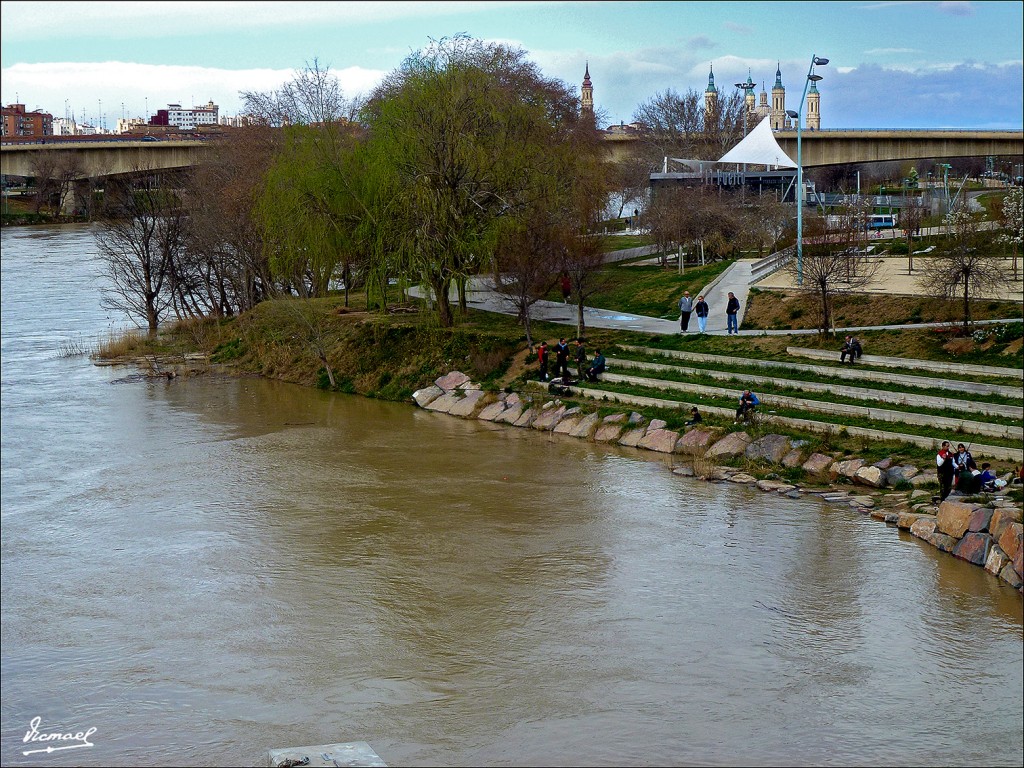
[0,138,209,179]
[602,129,1024,166]
[3,129,1022,180]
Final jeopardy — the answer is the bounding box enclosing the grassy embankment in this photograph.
[94,246,1024,485]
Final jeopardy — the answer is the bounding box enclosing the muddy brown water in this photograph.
[2,225,1022,766]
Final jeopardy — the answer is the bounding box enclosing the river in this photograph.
[1,224,1022,767]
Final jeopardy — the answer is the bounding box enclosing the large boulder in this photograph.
[745,434,792,464]
[1000,562,1023,588]
[675,428,715,456]
[833,458,866,479]
[886,465,920,485]
[728,473,758,484]
[435,371,471,391]
[998,522,1022,561]
[424,390,462,413]
[910,516,938,539]
[802,453,834,476]
[925,531,959,553]
[594,419,625,443]
[781,449,804,468]
[648,418,668,431]
[990,507,1023,543]
[618,427,646,447]
[512,407,537,428]
[477,400,507,422]
[705,431,751,460]
[985,546,1010,576]
[854,466,888,488]
[898,511,931,530]
[936,500,976,539]
[412,385,444,408]
[532,405,567,430]
[952,532,992,566]
[448,389,487,417]
[757,480,796,493]
[569,412,602,439]
[638,428,680,453]
[495,403,524,424]
[967,507,995,533]
[552,407,584,434]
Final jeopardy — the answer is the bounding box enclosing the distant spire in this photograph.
[774,62,784,89]
[583,60,591,85]
[706,63,717,93]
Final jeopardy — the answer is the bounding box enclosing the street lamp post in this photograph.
[733,81,754,172]
[786,54,829,287]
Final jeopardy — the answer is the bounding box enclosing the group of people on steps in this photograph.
[536,338,605,385]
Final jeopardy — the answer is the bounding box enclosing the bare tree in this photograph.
[241,59,363,127]
[900,196,926,272]
[997,186,1022,280]
[97,173,186,334]
[920,203,1006,332]
[785,208,880,335]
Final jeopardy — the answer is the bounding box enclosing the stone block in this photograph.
[1015,541,1024,579]
[512,407,537,428]
[648,418,668,431]
[627,412,645,425]
[424,391,461,413]
[745,434,792,464]
[884,512,900,524]
[952,532,992,565]
[985,546,1009,576]
[998,522,1022,561]
[886,465,920,485]
[908,474,936,488]
[638,428,680,453]
[593,423,624,443]
[553,415,582,434]
[412,385,444,408]
[967,507,995,533]
[569,412,601,439]
[990,508,1023,543]
[936,500,977,538]
[602,412,627,423]
[447,389,487,417]
[435,371,470,391]
[872,457,893,470]
[781,449,804,468]
[854,466,888,488]
[532,405,566,430]
[618,427,646,447]
[675,428,715,456]
[705,431,751,459]
[477,401,507,422]
[728,473,757,484]
[910,516,938,539]
[834,458,866,479]
[999,562,1023,588]
[495,404,524,424]
[850,496,875,509]
[757,480,796,493]
[925,531,958,552]
[673,465,695,477]
[802,452,834,476]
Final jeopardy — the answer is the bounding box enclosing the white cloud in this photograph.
[864,48,921,54]
[0,61,386,119]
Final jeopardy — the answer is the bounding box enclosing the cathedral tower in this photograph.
[581,62,594,117]
[743,70,756,117]
[704,64,718,122]
[770,62,786,130]
[806,78,820,130]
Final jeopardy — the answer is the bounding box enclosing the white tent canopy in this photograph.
[717,116,797,168]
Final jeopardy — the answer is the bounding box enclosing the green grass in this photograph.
[580,259,733,318]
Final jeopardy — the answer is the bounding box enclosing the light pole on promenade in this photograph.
[785,54,829,287]
[734,80,754,172]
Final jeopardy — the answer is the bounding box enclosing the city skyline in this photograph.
[1,0,1022,130]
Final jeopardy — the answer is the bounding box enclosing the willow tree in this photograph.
[360,36,588,327]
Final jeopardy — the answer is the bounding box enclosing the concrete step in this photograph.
[787,346,1024,380]
[600,371,1022,442]
[618,344,1023,399]
[526,380,1024,463]
[607,356,1023,420]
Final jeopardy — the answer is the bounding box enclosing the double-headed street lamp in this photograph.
[786,54,829,286]
[734,78,755,172]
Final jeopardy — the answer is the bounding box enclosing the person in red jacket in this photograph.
[536,341,549,381]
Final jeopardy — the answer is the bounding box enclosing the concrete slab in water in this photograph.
[268,742,387,767]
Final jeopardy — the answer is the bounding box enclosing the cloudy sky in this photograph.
[1,0,1021,130]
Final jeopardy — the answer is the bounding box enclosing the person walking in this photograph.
[560,272,571,304]
[536,341,549,382]
[694,294,709,334]
[726,291,740,334]
[574,338,587,380]
[678,291,694,333]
